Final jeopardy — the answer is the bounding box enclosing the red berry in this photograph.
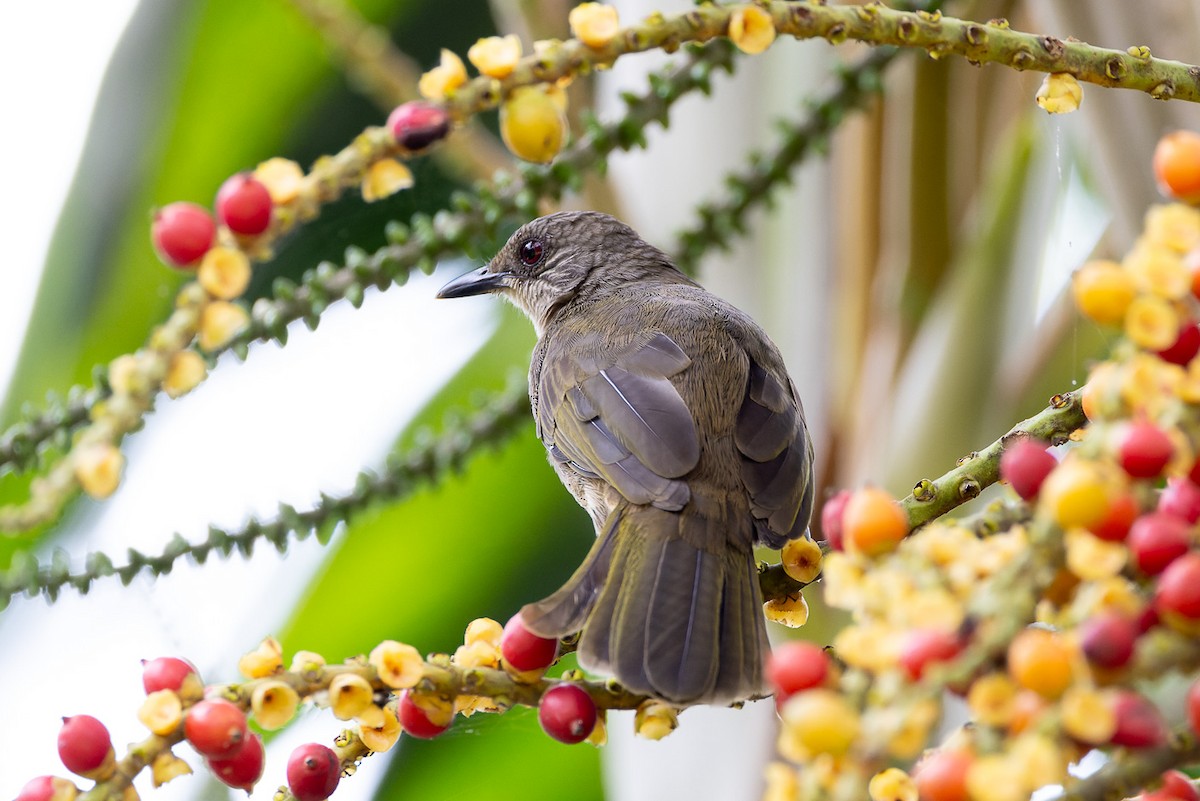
[899,629,963,681]
[1079,613,1138,669]
[913,748,971,801]
[1000,439,1057,500]
[142,656,199,694]
[1189,678,1200,735]
[1110,691,1168,748]
[57,715,113,778]
[1158,323,1200,366]
[820,489,851,550]
[397,690,451,739]
[1118,421,1175,478]
[184,699,248,759]
[151,202,215,268]
[500,613,559,671]
[15,776,72,801]
[1155,552,1200,620]
[207,732,264,791]
[286,743,340,801]
[388,102,450,151]
[1142,770,1200,801]
[765,641,829,700]
[1128,513,1191,575]
[537,684,598,745]
[1159,477,1200,523]
[1092,489,1138,542]
[215,174,273,236]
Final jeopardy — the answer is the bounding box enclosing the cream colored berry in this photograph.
[74,442,124,499]
[728,6,776,54]
[359,703,402,752]
[781,537,823,584]
[362,158,414,202]
[764,592,809,628]
[163,350,207,399]
[198,301,249,352]
[329,673,375,720]
[253,158,306,204]
[198,247,251,300]
[468,34,522,78]
[369,640,424,689]
[238,637,283,678]
[1035,72,1082,113]
[250,680,299,730]
[569,3,620,49]
[634,700,678,740]
[419,49,468,100]
[138,690,183,736]
[465,617,504,648]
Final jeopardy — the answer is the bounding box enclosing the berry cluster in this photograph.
[15,612,670,801]
[760,132,1200,801]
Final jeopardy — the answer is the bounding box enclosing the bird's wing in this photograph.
[735,357,814,548]
[539,332,699,511]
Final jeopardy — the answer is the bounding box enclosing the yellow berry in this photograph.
[356,703,387,729]
[74,442,124,499]
[568,3,620,49]
[1035,72,1082,114]
[137,690,183,736]
[198,301,249,352]
[163,350,207,399]
[1072,260,1136,325]
[1125,294,1180,350]
[1006,627,1076,699]
[763,763,800,801]
[464,617,504,648]
[1126,242,1191,299]
[253,158,305,204]
[250,680,299,730]
[288,650,326,673]
[107,354,141,396]
[453,640,500,668]
[1144,203,1200,253]
[238,637,283,679]
[764,591,809,628]
[358,702,402,752]
[781,537,823,584]
[634,700,678,740]
[1065,528,1127,581]
[468,34,522,78]
[1008,733,1069,791]
[418,49,468,100]
[369,640,424,689]
[1060,686,1117,744]
[728,6,776,54]
[361,158,414,203]
[198,247,251,300]
[500,86,567,164]
[965,754,1026,801]
[150,751,192,788]
[778,689,860,757]
[329,673,375,720]
[1037,459,1109,531]
[869,767,917,801]
[966,672,1017,727]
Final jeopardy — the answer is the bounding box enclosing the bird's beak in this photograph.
[436,267,511,299]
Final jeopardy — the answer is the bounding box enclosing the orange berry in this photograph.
[843,486,908,556]
[1072,260,1135,325]
[1007,627,1076,699]
[914,748,972,801]
[1154,130,1200,202]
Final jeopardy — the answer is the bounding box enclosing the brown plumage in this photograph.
[438,211,813,704]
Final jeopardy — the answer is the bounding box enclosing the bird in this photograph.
[437,211,813,705]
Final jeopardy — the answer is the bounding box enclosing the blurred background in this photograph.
[3,1,1200,800]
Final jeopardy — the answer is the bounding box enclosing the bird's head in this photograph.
[437,211,681,333]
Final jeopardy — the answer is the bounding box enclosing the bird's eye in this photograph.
[518,238,545,267]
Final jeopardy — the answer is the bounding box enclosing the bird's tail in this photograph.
[520,499,769,705]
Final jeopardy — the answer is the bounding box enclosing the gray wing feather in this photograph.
[736,360,813,548]
[540,333,700,511]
